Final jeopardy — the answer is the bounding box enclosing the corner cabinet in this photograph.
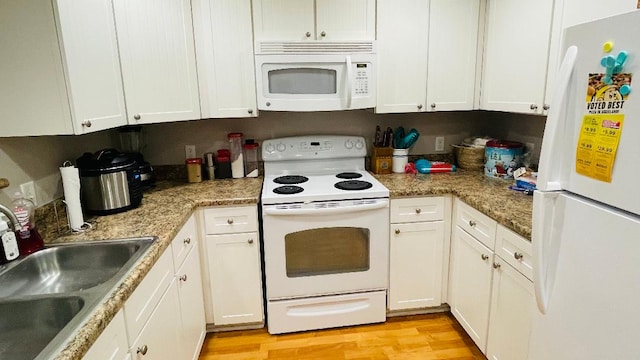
[200,206,264,328]
[113,0,201,124]
[480,0,554,114]
[376,0,481,113]
[193,0,258,118]
[252,0,376,41]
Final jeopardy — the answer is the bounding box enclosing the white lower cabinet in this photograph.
[200,206,264,328]
[83,310,130,360]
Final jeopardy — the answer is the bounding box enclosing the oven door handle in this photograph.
[264,201,388,216]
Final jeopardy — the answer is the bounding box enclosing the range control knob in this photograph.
[265,143,275,153]
[345,140,354,149]
[355,140,364,150]
[276,143,286,152]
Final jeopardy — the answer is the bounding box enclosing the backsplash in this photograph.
[0,110,545,207]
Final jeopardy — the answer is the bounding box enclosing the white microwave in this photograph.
[254,42,376,111]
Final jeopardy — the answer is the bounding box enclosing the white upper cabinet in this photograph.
[113,0,201,124]
[376,0,481,114]
[426,0,482,112]
[252,0,375,42]
[0,0,127,136]
[193,0,258,118]
[480,0,554,114]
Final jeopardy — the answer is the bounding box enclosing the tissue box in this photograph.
[514,167,537,190]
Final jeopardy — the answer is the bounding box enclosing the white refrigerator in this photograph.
[529,10,640,360]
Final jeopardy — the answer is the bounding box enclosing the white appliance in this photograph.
[530,10,640,359]
[261,135,389,334]
[254,42,376,111]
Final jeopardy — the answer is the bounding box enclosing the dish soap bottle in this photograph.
[12,192,44,255]
[0,216,19,264]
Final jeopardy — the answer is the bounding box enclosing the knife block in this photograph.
[372,147,393,174]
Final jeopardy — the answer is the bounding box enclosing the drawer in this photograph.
[203,206,258,234]
[390,197,445,223]
[171,214,197,270]
[123,249,173,344]
[495,225,533,281]
[455,199,497,249]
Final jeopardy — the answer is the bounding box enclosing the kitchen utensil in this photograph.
[402,128,420,148]
[374,126,381,147]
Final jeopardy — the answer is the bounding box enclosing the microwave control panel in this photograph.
[354,63,370,95]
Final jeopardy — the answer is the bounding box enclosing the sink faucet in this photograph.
[0,203,21,232]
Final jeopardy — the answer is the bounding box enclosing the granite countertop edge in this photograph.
[46,172,532,359]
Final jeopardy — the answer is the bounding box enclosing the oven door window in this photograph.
[284,227,370,277]
[268,68,337,94]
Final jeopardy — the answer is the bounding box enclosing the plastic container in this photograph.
[243,141,259,178]
[12,192,44,255]
[204,152,215,180]
[0,218,19,264]
[392,148,409,173]
[186,158,202,183]
[228,133,244,178]
[215,149,232,179]
[484,140,524,179]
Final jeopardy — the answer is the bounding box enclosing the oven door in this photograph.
[262,198,389,300]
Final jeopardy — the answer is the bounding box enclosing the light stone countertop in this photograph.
[37,171,532,360]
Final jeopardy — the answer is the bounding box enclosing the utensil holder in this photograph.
[392,148,409,173]
[372,147,393,174]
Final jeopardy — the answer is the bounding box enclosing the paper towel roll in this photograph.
[60,165,84,231]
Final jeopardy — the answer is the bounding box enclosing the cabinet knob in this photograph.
[394,228,400,235]
[248,238,254,244]
[469,220,477,227]
[417,104,423,110]
[134,114,141,120]
[179,274,188,282]
[493,262,501,269]
[248,109,253,114]
[481,254,489,261]
[514,252,524,260]
[430,103,436,109]
[183,237,191,245]
[415,208,421,214]
[137,345,148,355]
[320,31,326,37]
[306,31,311,38]
[81,120,92,128]
[543,104,550,110]
[530,104,538,111]
[227,219,234,224]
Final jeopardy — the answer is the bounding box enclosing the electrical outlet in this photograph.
[20,181,37,205]
[435,136,445,152]
[185,145,196,159]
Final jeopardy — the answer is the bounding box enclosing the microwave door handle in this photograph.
[345,55,353,108]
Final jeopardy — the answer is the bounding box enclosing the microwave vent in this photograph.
[257,41,375,54]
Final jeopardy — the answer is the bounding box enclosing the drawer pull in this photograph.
[514,252,524,260]
[395,229,400,235]
[227,219,234,224]
[179,274,188,282]
[137,345,148,355]
[469,220,477,227]
[493,262,501,269]
[248,238,254,244]
[481,254,489,261]
[415,208,421,214]
[183,237,191,245]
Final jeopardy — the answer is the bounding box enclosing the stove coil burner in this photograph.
[273,185,304,195]
[334,180,373,191]
[274,175,309,185]
[336,172,363,179]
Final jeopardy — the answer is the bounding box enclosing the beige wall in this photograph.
[0,110,546,207]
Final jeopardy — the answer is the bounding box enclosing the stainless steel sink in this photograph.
[0,237,156,360]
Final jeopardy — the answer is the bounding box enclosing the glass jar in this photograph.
[215,149,232,179]
[228,133,244,178]
[186,158,202,183]
[243,141,259,178]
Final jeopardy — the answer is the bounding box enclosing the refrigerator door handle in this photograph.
[533,191,561,314]
[537,46,578,192]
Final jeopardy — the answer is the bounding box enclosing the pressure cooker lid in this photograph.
[77,148,137,174]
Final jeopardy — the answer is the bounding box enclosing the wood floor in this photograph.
[198,313,487,360]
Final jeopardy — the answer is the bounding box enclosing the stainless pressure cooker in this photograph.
[76,149,143,215]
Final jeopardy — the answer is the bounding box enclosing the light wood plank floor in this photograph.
[198,313,487,360]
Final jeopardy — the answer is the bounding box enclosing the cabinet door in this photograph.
[55,0,127,134]
[193,0,257,118]
[486,258,534,360]
[315,0,375,40]
[130,280,182,360]
[480,0,554,114]
[389,221,444,310]
[376,0,429,113]
[426,0,481,111]
[206,232,263,325]
[113,0,200,124]
[176,246,206,360]
[449,227,494,353]
[83,310,130,360]
[252,0,315,41]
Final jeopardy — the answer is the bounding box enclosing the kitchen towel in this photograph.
[59,164,84,231]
